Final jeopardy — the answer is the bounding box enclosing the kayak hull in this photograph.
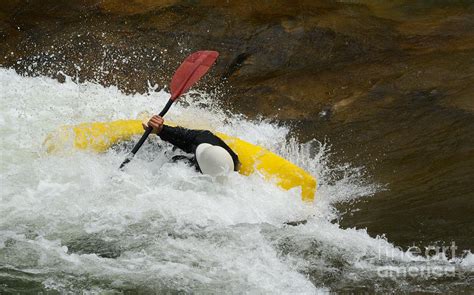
[44,120,316,202]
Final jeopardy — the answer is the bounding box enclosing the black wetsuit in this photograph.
[158,125,240,172]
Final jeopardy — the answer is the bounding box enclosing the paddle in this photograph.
[119,50,219,169]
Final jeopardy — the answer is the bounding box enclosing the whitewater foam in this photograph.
[0,69,471,293]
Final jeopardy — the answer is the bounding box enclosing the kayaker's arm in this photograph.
[158,125,240,171]
[158,125,199,153]
[146,115,240,170]
[145,115,197,152]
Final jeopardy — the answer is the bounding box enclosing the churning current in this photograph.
[0,69,472,293]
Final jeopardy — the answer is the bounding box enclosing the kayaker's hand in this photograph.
[143,115,164,134]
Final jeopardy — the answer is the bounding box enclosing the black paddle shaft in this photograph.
[119,99,174,169]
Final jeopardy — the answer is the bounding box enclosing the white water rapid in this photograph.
[0,69,472,293]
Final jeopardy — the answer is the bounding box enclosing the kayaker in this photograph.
[143,115,240,176]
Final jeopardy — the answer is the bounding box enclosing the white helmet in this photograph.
[195,143,234,176]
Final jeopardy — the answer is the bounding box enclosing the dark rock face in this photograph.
[1,1,473,250]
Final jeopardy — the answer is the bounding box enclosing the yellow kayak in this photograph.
[44,120,316,202]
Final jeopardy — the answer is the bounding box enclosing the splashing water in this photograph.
[0,69,472,293]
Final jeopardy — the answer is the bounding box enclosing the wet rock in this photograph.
[65,234,122,259]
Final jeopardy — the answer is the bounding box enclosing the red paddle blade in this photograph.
[170,50,219,101]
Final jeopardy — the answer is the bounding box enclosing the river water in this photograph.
[0,69,473,293]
